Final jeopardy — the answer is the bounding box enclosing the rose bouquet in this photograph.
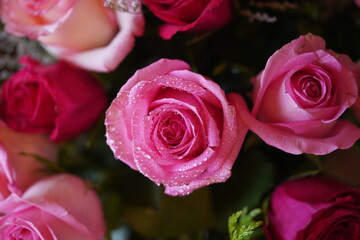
[0,0,360,239]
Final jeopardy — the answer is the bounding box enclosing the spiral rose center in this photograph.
[148,103,206,160]
[11,228,32,239]
[289,69,332,108]
[159,115,186,147]
[300,77,321,99]
[11,82,39,119]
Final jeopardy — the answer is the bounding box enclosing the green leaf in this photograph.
[124,187,214,238]
[212,149,273,230]
[228,207,263,240]
[19,152,64,173]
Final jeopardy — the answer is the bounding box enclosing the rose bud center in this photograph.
[289,69,332,108]
[300,77,322,100]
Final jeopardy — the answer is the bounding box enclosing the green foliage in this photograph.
[228,207,263,240]
[124,187,214,238]
[19,152,64,173]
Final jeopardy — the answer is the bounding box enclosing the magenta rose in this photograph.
[266,176,360,240]
[0,120,57,200]
[238,33,360,155]
[0,56,107,142]
[0,0,144,72]
[143,0,234,39]
[105,59,247,196]
[0,174,105,240]
[352,60,360,121]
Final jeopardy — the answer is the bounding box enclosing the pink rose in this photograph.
[356,0,360,6]
[0,174,105,240]
[105,59,247,196]
[266,176,360,240]
[0,0,144,72]
[0,56,107,142]
[238,33,360,155]
[143,0,234,39]
[352,60,360,121]
[0,120,57,200]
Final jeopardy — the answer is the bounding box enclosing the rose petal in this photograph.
[22,174,105,239]
[43,11,145,72]
[238,96,360,155]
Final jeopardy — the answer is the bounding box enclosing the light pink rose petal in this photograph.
[121,59,191,92]
[238,96,360,155]
[128,79,230,192]
[39,0,118,52]
[41,213,100,240]
[254,52,320,116]
[128,75,220,161]
[165,93,248,196]
[0,194,55,239]
[334,54,360,121]
[270,120,337,138]
[105,64,205,169]
[0,193,95,240]
[1,0,75,38]
[22,174,105,239]
[43,12,145,72]
[253,34,326,115]
[105,92,138,169]
[159,75,245,173]
[128,79,212,180]
[164,163,230,196]
[212,92,248,172]
[316,51,358,121]
[258,72,344,124]
[170,70,224,109]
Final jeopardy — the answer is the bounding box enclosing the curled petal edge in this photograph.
[42,11,145,72]
[237,97,360,155]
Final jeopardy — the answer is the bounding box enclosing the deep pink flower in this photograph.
[266,176,360,240]
[238,33,360,155]
[0,56,107,142]
[105,59,247,196]
[143,0,234,39]
[0,174,105,240]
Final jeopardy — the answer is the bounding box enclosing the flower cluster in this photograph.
[0,0,360,239]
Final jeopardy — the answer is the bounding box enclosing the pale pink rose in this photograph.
[0,174,105,240]
[0,0,145,72]
[352,60,360,121]
[238,33,360,155]
[0,120,57,200]
[105,59,247,196]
